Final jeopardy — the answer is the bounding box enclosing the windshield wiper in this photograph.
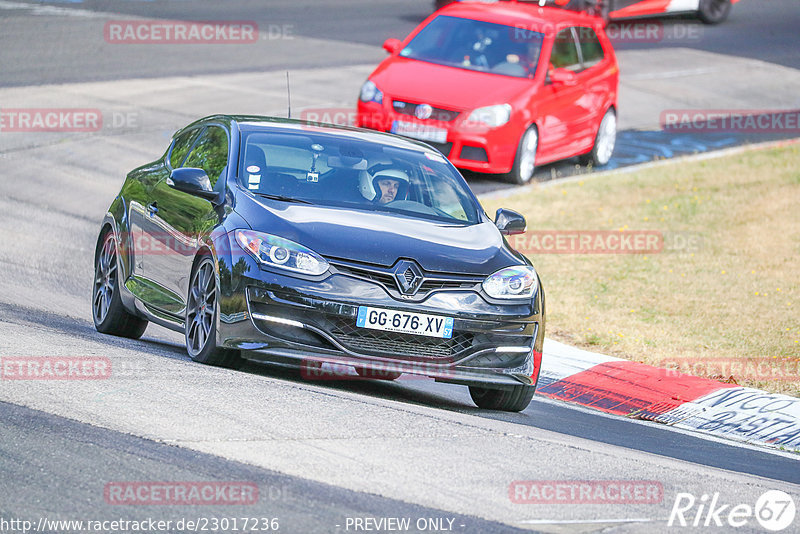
[252,192,314,205]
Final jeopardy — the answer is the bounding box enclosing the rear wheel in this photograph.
[92,231,148,339]
[505,126,538,185]
[698,0,731,24]
[186,255,242,369]
[580,108,616,167]
[469,384,535,412]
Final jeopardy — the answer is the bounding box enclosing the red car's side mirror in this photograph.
[550,68,578,86]
[383,38,402,55]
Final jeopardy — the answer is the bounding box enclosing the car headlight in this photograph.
[359,80,384,104]
[235,230,329,276]
[483,265,538,300]
[467,104,512,127]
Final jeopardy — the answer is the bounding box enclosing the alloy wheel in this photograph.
[595,111,617,166]
[186,259,217,357]
[93,233,118,325]
[518,128,538,184]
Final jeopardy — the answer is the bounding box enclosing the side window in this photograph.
[183,126,229,187]
[168,129,198,169]
[576,27,604,68]
[550,28,581,72]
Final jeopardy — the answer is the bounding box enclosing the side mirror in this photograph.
[495,208,527,236]
[383,38,402,55]
[168,168,218,202]
[550,68,577,86]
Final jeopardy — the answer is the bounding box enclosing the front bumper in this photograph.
[218,257,544,388]
[357,100,519,175]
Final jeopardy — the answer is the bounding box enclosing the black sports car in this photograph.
[92,115,545,411]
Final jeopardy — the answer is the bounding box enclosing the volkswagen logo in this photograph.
[415,104,433,120]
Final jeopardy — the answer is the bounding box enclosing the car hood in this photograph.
[234,194,522,275]
[370,57,532,111]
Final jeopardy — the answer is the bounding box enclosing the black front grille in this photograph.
[332,263,396,287]
[330,260,480,297]
[329,316,473,361]
[392,100,460,122]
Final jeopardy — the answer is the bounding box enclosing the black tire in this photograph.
[92,230,148,339]
[697,0,731,24]
[579,108,617,167]
[185,255,242,369]
[505,126,538,185]
[355,366,402,381]
[469,384,535,412]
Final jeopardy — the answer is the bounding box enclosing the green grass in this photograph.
[481,143,800,396]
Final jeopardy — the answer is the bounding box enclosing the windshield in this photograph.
[239,129,481,224]
[400,15,543,79]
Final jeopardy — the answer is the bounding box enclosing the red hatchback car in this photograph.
[357,2,619,184]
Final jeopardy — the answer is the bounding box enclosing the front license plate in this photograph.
[391,120,448,144]
[356,306,453,339]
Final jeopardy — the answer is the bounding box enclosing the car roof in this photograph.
[438,0,601,34]
[227,115,437,152]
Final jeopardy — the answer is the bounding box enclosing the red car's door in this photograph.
[536,27,594,163]
[571,25,615,151]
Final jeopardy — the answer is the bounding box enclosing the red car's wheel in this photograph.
[506,126,538,185]
[580,108,617,167]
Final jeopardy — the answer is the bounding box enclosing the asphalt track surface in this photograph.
[1,1,799,533]
[1,0,798,188]
[1,0,798,86]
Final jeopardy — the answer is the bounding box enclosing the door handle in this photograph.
[147,202,158,216]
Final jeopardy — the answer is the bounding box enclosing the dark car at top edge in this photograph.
[434,0,738,25]
[92,115,546,412]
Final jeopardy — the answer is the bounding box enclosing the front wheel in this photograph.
[469,384,535,412]
[92,231,148,339]
[185,255,242,369]
[698,0,731,24]
[505,126,538,185]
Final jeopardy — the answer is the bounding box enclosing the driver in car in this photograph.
[371,169,409,204]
